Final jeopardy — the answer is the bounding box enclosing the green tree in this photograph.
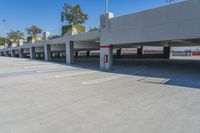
[7,30,24,45]
[0,37,5,45]
[26,25,42,38]
[61,4,88,25]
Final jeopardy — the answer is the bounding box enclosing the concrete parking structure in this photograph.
[1,0,200,132]
[0,0,200,70]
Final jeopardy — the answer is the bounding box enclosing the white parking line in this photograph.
[82,67,147,85]
[82,75,125,85]
[24,65,55,69]
[0,70,37,74]
[14,64,39,66]
[36,67,76,73]
[138,77,170,84]
[54,71,98,78]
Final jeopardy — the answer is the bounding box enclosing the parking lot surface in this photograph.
[0,57,200,133]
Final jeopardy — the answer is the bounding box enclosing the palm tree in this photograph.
[7,30,24,45]
[61,4,88,25]
[26,25,42,38]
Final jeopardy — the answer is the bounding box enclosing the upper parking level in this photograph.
[100,0,200,45]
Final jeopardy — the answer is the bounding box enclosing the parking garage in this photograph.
[0,0,200,71]
[99,0,200,70]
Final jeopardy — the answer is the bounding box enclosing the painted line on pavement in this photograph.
[36,67,76,73]
[23,64,55,69]
[82,75,124,85]
[14,63,44,66]
[54,71,98,78]
[82,67,147,85]
[138,77,170,84]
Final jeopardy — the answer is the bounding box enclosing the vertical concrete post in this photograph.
[30,47,36,59]
[5,51,8,57]
[11,50,14,57]
[66,41,74,64]
[100,45,113,71]
[163,46,171,59]
[137,46,143,58]
[19,49,24,58]
[4,51,6,56]
[44,44,51,61]
[100,12,114,71]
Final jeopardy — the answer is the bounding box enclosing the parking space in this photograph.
[0,57,200,133]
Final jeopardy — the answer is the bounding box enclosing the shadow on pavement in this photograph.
[72,59,200,89]
[27,58,200,89]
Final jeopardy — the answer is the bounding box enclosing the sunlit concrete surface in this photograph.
[0,57,200,133]
[171,56,200,60]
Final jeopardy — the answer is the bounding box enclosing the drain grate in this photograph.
[138,77,169,84]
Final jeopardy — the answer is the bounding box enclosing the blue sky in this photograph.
[0,0,183,37]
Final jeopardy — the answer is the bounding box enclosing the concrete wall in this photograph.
[101,0,200,45]
[23,48,30,54]
[35,47,44,53]
[51,44,65,52]
[74,41,99,50]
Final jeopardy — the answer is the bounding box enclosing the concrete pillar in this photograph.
[44,44,51,61]
[4,51,6,56]
[163,46,171,59]
[5,51,8,57]
[30,47,36,59]
[66,41,74,64]
[116,48,121,59]
[19,49,24,58]
[100,45,113,71]
[137,46,143,58]
[11,50,14,57]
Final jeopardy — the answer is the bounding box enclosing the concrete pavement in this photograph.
[0,57,200,133]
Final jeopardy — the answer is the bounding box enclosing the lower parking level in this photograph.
[0,57,200,133]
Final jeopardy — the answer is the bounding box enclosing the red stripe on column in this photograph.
[100,45,112,48]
